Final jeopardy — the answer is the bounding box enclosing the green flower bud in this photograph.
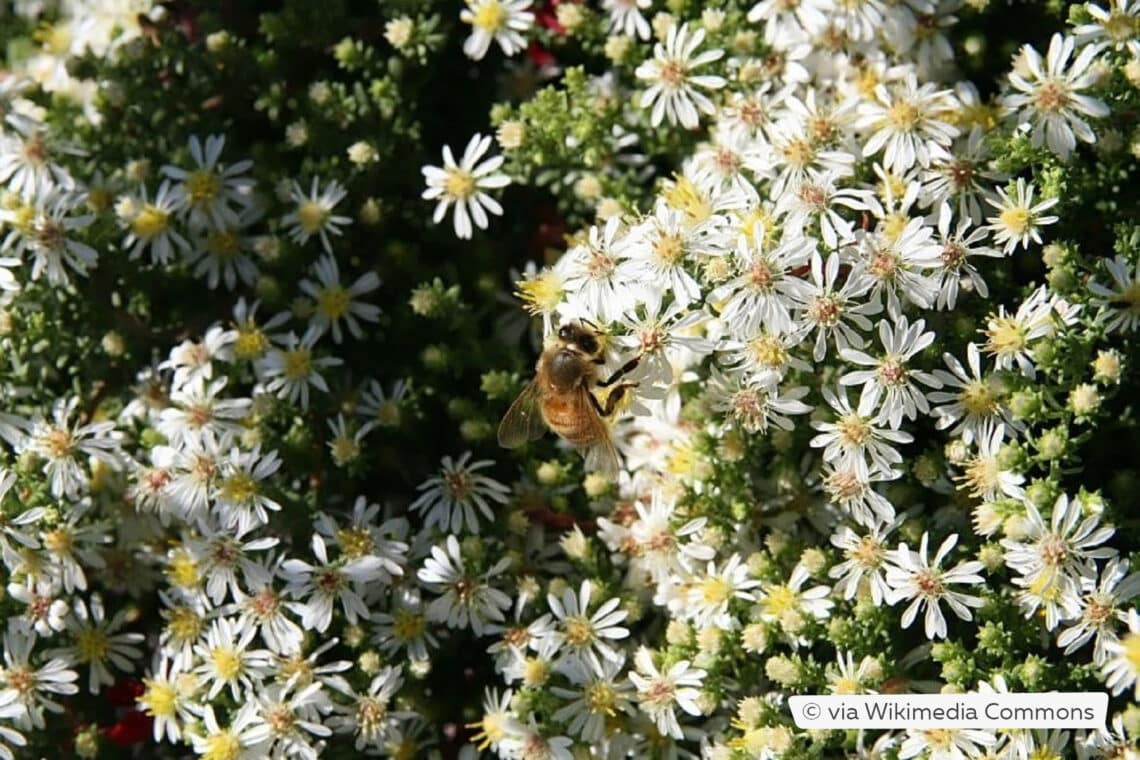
[1035,426,1068,461]
[459,419,492,442]
[1093,349,1123,384]
[1008,389,1041,420]
[1068,383,1101,417]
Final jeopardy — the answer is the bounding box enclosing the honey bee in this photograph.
[498,321,640,473]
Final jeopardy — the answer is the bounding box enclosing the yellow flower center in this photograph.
[392,608,426,642]
[663,176,711,223]
[886,100,921,130]
[1034,81,1070,113]
[234,327,269,360]
[999,207,1031,236]
[444,168,476,200]
[165,606,204,643]
[316,285,351,320]
[205,229,240,258]
[140,680,178,718]
[564,616,595,647]
[210,647,241,680]
[282,348,312,380]
[42,528,74,556]
[701,575,732,605]
[219,471,257,506]
[960,379,997,416]
[75,627,110,663]
[985,316,1027,356]
[296,201,328,233]
[131,204,169,240]
[472,1,507,31]
[167,549,200,589]
[763,584,798,618]
[1112,281,1140,315]
[185,169,222,207]
[516,272,565,316]
[748,334,787,369]
[1122,632,1140,672]
[960,455,1000,498]
[653,233,685,266]
[202,731,241,760]
[836,414,871,446]
[585,682,619,716]
[337,527,374,558]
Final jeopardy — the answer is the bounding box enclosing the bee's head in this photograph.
[557,320,602,357]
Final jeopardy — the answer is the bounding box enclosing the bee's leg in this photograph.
[586,389,606,416]
[600,383,637,416]
[597,355,641,387]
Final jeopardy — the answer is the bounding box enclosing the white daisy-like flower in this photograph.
[810,386,914,476]
[460,0,533,61]
[551,652,634,743]
[422,133,510,239]
[1089,255,1140,334]
[192,615,273,700]
[116,181,189,265]
[1002,33,1110,160]
[299,254,382,343]
[628,647,705,740]
[985,178,1059,254]
[258,328,344,410]
[1102,609,1140,698]
[161,133,254,229]
[753,563,833,633]
[1057,558,1140,665]
[954,424,1025,502]
[885,533,986,641]
[829,522,896,605]
[281,534,388,633]
[417,535,513,637]
[929,342,1011,445]
[48,594,144,694]
[1002,494,1116,597]
[1076,0,1140,55]
[839,315,941,429]
[602,0,651,40]
[546,580,630,664]
[0,627,78,730]
[281,177,352,254]
[635,23,726,129]
[24,396,121,499]
[409,452,511,535]
[856,73,959,172]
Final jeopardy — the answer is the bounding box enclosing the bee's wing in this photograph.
[498,380,547,448]
[577,389,622,474]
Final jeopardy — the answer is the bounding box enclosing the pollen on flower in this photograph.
[131,205,169,240]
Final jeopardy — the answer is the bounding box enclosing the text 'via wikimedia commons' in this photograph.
[789,693,1109,729]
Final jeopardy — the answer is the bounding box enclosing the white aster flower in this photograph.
[635,23,726,129]
[628,647,705,740]
[1089,255,1140,334]
[299,254,382,343]
[839,315,941,429]
[460,0,533,60]
[422,133,510,239]
[410,452,511,535]
[1002,33,1110,160]
[985,178,1059,254]
[49,594,144,694]
[417,535,513,637]
[281,177,351,254]
[546,580,630,664]
[258,328,343,410]
[885,533,986,640]
[602,0,651,40]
